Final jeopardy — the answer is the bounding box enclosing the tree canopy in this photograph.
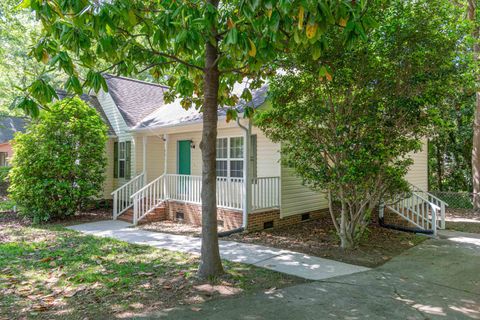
[257,0,469,248]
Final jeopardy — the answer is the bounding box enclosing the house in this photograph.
[93,74,446,234]
[0,116,28,166]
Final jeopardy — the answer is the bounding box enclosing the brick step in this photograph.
[117,204,166,224]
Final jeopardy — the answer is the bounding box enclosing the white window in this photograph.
[119,142,126,178]
[216,136,244,178]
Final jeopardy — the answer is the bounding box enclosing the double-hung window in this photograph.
[216,137,244,178]
[114,141,131,179]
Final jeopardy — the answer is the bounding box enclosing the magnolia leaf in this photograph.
[312,46,321,60]
[248,39,256,57]
[41,50,49,64]
[306,23,318,39]
[339,17,348,27]
[267,9,272,19]
[298,6,304,30]
[226,109,238,123]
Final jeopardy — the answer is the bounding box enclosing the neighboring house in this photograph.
[0,116,28,166]
[93,74,445,234]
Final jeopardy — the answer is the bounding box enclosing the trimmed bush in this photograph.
[8,97,107,222]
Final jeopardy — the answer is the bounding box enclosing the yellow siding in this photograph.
[280,165,328,217]
[102,138,116,199]
[405,140,428,190]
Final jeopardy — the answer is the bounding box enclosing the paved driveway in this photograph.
[154,232,480,319]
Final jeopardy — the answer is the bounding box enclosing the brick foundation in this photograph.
[119,199,331,232]
[166,201,243,230]
[246,208,330,232]
[382,208,418,229]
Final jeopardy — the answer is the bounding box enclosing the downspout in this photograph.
[219,117,250,237]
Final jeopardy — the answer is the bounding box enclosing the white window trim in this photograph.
[118,141,126,178]
[216,135,244,178]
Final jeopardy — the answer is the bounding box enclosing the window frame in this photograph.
[216,136,245,178]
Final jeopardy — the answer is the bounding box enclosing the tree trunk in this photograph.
[469,0,480,210]
[198,0,224,278]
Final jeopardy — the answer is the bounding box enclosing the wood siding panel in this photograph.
[280,165,328,218]
[405,140,428,190]
[102,138,116,199]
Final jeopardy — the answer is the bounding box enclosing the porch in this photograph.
[112,173,280,225]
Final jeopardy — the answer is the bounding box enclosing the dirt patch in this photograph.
[227,214,427,268]
[138,220,227,237]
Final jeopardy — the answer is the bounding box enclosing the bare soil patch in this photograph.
[227,214,427,268]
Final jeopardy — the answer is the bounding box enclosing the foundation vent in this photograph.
[301,213,310,221]
[263,221,274,229]
[176,211,184,221]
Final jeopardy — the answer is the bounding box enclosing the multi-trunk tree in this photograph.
[17,0,367,277]
[257,0,467,248]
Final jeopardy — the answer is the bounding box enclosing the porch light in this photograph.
[189,140,195,149]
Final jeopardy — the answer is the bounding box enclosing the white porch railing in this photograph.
[128,173,280,225]
[111,172,145,219]
[410,185,447,229]
[383,186,448,235]
[252,177,280,211]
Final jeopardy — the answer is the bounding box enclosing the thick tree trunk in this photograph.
[469,0,480,210]
[198,0,224,278]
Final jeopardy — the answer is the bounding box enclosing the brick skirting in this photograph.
[246,208,329,232]
[166,201,243,230]
[124,200,330,231]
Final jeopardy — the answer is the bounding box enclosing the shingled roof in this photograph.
[56,90,116,136]
[132,81,269,131]
[103,74,168,128]
[0,116,28,144]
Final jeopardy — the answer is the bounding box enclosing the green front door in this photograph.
[178,140,191,175]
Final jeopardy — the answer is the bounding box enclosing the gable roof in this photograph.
[103,74,168,128]
[0,116,28,144]
[56,90,116,136]
[132,82,269,131]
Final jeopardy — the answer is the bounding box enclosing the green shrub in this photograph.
[8,97,108,222]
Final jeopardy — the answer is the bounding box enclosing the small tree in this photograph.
[9,98,107,222]
[257,0,467,248]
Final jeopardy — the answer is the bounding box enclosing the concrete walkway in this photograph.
[67,220,369,281]
[155,232,480,319]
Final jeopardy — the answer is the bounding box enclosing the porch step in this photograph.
[117,204,167,224]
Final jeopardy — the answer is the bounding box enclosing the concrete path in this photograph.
[154,233,480,319]
[67,220,369,281]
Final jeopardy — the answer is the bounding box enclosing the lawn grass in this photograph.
[0,215,303,319]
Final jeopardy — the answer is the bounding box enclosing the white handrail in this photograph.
[386,191,438,234]
[111,172,145,219]
[251,176,280,211]
[128,173,281,224]
[131,174,166,224]
[410,185,447,229]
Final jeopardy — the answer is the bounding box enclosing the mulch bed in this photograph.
[227,214,427,268]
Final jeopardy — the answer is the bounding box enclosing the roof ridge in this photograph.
[103,74,169,89]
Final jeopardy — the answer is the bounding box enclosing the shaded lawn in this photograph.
[228,214,427,268]
[0,214,302,319]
